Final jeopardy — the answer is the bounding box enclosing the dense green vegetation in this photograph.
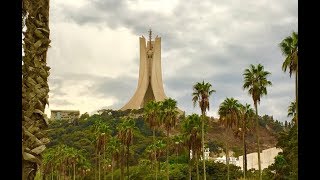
[40,105,294,179]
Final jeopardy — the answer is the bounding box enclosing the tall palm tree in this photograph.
[192,81,215,180]
[287,101,297,125]
[182,114,202,180]
[117,117,136,180]
[145,139,166,180]
[43,148,55,180]
[144,100,161,141]
[93,120,111,180]
[280,32,298,128]
[161,98,179,180]
[218,97,240,180]
[144,101,162,177]
[243,64,272,180]
[172,135,184,157]
[22,0,51,179]
[237,103,255,179]
[106,137,121,180]
[146,143,158,179]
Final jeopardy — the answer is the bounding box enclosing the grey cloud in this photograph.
[49,0,297,122]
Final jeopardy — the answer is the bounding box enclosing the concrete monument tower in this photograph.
[120,29,168,110]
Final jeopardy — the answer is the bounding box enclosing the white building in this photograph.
[214,147,282,170]
[238,147,282,170]
[190,148,210,160]
[215,156,239,166]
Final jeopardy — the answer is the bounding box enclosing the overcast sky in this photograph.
[44,0,297,122]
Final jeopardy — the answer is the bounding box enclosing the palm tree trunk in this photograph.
[242,120,246,179]
[166,130,170,180]
[120,145,125,180]
[99,151,101,180]
[51,166,53,180]
[226,142,230,180]
[95,151,97,180]
[254,103,262,180]
[111,156,114,180]
[188,147,191,180]
[155,155,158,180]
[195,152,199,180]
[104,144,106,180]
[158,160,161,174]
[295,64,298,129]
[73,163,76,180]
[127,144,130,180]
[22,0,51,178]
[244,140,247,174]
[201,113,207,180]
[153,127,156,179]
[63,166,65,180]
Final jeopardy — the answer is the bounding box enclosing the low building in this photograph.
[238,147,282,170]
[215,156,240,166]
[190,148,211,160]
[51,110,80,122]
[214,147,282,170]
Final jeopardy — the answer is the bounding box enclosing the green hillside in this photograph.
[40,108,290,179]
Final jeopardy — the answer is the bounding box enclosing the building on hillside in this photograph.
[190,148,211,160]
[238,147,282,170]
[213,147,282,170]
[215,156,240,166]
[51,110,80,122]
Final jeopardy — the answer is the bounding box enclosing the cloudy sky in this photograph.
[44,0,297,122]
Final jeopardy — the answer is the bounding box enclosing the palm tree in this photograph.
[106,137,121,180]
[287,101,297,125]
[172,135,184,157]
[93,120,111,180]
[43,148,56,180]
[117,117,136,180]
[146,143,158,179]
[218,97,240,180]
[182,114,202,180]
[145,139,166,180]
[243,64,272,180]
[144,100,162,141]
[280,32,298,127]
[155,140,166,177]
[161,98,179,180]
[237,103,255,179]
[192,81,215,180]
[22,0,51,179]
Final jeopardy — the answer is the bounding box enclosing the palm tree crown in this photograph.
[161,98,179,132]
[279,31,298,77]
[243,64,272,105]
[218,97,240,129]
[287,101,297,124]
[192,81,216,113]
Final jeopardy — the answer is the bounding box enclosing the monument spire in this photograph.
[148,28,152,49]
[120,30,184,114]
[120,30,166,109]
